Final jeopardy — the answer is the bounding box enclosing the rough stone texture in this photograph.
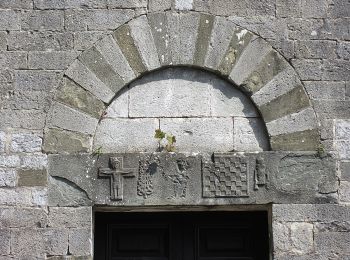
[334,120,350,159]
[94,118,159,153]
[0,207,48,228]
[0,229,10,255]
[340,161,350,181]
[48,207,91,228]
[304,81,346,100]
[160,118,234,152]
[28,51,79,70]
[10,133,42,153]
[148,0,172,12]
[0,132,5,153]
[69,229,92,256]
[290,223,314,255]
[21,10,64,31]
[175,0,193,10]
[339,181,350,203]
[0,169,16,187]
[17,169,48,187]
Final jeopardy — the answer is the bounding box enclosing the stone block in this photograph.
[323,60,350,81]
[290,223,314,255]
[0,207,48,228]
[78,47,124,94]
[304,81,346,100]
[314,232,350,255]
[0,169,16,187]
[65,9,135,31]
[337,41,350,60]
[94,118,159,153]
[18,169,47,187]
[204,17,237,70]
[0,155,20,168]
[166,12,200,65]
[11,228,68,257]
[34,0,107,9]
[328,0,350,18]
[0,51,27,69]
[233,118,269,152]
[15,70,60,91]
[339,181,350,203]
[160,118,234,152]
[95,35,135,83]
[48,176,92,207]
[43,128,92,154]
[8,32,74,51]
[276,0,301,18]
[266,108,317,137]
[0,10,20,30]
[66,60,115,103]
[69,229,92,256]
[32,188,48,206]
[295,40,337,59]
[0,229,10,255]
[335,120,350,140]
[313,100,350,120]
[322,18,350,41]
[73,31,108,52]
[273,204,350,222]
[128,68,210,117]
[48,207,91,228]
[291,59,322,81]
[175,0,193,10]
[334,141,350,159]
[148,0,171,11]
[57,78,105,119]
[21,10,64,31]
[229,38,272,87]
[0,69,14,83]
[48,102,98,135]
[340,161,350,181]
[107,0,147,8]
[301,0,327,18]
[270,129,320,151]
[10,133,42,153]
[273,222,291,253]
[252,68,301,106]
[0,188,33,206]
[0,109,46,130]
[129,15,160,71]
[259,85,310,123]
[20,154,47,169]
[0,0,33,9]
[28,51,79,70]
[0,32,7,51]
[0,131,5,153]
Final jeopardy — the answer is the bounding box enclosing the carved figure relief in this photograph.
[202,155,249,198]
[254,157,268,190]
[163,159,191,199]
[137,155,163,198]
[98,157,136,201]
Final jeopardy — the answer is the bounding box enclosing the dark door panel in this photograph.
[94,212,269,260]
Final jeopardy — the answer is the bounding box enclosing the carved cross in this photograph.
[98,157,136,201]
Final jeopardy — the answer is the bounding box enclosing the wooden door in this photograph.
[94,211,269,260]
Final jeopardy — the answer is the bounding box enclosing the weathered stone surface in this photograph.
[0,229,10,255]
[48,207,91,228]
[21,10,64,31]
[32,188,48,206]
[48,177,91,207]
[175,0,193,10]
[0,155,20,168]
[78,46,124,94]
[95,35,135,83]
[0,188,35,206]
[57,78,105,119]
[276,0,301,18]
[167,12,200,65]
[28,51,79,70]
[11,228,68,257]
[229,38,272,88]
[335,120,350,140]
[339,181,350,203]
[0,10,20,30]
[273,222,291,253]
[302,0,327,18]
[94,118,159,153]
[290,223,314,255]
[34,0,106,9]
[148,12,171,66]
[65,60,115,103]
[335,140,350,159]
[234,118,269,152]
[0,110,46,130]
[107,0,147,8]
[43,128,92,154]
[291,59,322,81]
[104,88,128,118]
[46,256,92,260]
[148,0,171,11]
[69,228,92,256]
[295,40,337,59]
[10,133,42,153]
[73,31,108,51]
[315,221,350,233]
[160,118,234,152]
[65,9,135,31]
[259,86,310,123]
[340,161,350,181]
[129,15,160,71]
[0,169,16,187]
[0,131,5,153]
[0,51,27,69]
[0,207,48,228]
[20,154,47,170]
[0,33,7,51]
[18,169,47,187]
[113,24,147,76]
[8,32,74,51]
[266,108,317,137]
[304,81,346,100]
[47,102,98,135]
[15,70,61,92]
[270,129,320,151]
[314,232,350,255]
[0,0,33,9]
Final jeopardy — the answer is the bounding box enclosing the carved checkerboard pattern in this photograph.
[203,157,249,197]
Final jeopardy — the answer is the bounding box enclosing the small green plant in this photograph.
[92,146,103,157]
[316,144,326,157]
[154,129,176,152]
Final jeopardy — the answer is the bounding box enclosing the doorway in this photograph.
[94,211,269,260]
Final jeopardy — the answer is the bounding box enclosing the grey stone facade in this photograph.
[0,0,349,259]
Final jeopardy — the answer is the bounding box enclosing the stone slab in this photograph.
[48,207,91,228]
[0,169,16,187]
[17,169,47,187]
[270,129,320,151]
[0,207,48,228]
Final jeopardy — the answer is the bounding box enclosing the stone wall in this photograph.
[0,0,349,259]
